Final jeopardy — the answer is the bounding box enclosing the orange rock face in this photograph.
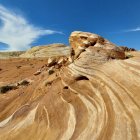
[0,31,140,140]
[69,31,125,61]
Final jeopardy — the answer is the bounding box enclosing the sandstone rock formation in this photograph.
[34,70,41,76]
[20,43,70,58]
[69,31,125,62]
[0,31,140,140]
[47,57,57,67]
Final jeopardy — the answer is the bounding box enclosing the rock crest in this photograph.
[69,31,125,62]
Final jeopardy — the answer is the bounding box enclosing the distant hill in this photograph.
[0,31,140,140]
[20,43,70,58]
[0,51,25,59]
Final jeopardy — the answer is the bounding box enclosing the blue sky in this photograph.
[0,0,140,51]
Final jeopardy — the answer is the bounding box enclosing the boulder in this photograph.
[58,57,68,65]
[48,66,55,75]
[34,70,41,76]
[47,57,57,67]
[69,31,125,61]
[18,79,30,86]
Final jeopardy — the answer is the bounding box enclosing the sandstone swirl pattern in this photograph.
[0,31,140,140]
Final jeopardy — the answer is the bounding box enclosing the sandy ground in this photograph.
[0,51,140,140]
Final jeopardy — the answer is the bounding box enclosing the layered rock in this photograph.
[69,31,125,62]
[20,43,70,58]
[0,31,140,140]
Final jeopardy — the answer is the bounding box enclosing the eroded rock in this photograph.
[47,57,57,67]
[58,57,68,65]
[69,31,125,61]
[34,70,41,76]
[48,66,55,75]
[18,79,30,86]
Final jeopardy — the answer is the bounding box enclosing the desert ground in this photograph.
[0,31,140,140]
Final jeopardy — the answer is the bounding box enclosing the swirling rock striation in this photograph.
[0,31,140,140]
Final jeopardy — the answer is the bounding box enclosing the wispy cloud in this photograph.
[0,5,63,51]
[123,27,140,32]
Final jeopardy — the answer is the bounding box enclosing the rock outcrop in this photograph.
[20,43,70,58]
[0,31,140,140]
[69,31,125,62]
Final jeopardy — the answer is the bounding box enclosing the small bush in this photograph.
[0,85,17,94]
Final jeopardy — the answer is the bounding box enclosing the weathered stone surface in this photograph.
[20,43,70,58]
[34,70,41,75]
[69,31,125,61]
[0,31,139,140]
[47,57,57,67]
[48,66,55,75]
[58,57,68,65]
[18,79,30,86]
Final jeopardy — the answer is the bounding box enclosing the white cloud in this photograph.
[123,27,140,32]
[0,5,63,51]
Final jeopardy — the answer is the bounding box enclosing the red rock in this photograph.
[69,31,125,61]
